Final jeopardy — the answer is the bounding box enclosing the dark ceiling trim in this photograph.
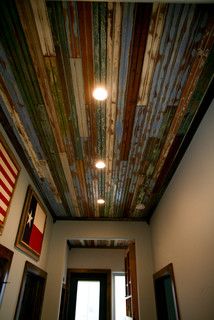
[55,216,147,222]
[68,246,128,249]
[147,75,214,223]
[0,105,57,222]
[67,243,128,250]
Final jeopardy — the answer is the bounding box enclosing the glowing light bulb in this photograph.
[97,199,105,204]
[93,87,108,101]
[95,161,106,169]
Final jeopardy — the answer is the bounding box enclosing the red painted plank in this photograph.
[120,3,152,161]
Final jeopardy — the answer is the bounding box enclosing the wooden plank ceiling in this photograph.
[0,1,213,221]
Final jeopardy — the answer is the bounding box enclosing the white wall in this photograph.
[151,101,214,320]
[42,221,156,320]
[67,248,125,271]
[0,125,53,320]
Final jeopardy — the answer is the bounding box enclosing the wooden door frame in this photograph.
[153,263,180,320]
[125,242,139,320]
[14,261,47,320]
[65,268,111,320]
[0,244,14,304]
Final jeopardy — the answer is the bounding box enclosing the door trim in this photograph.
[14,261,47,320]
[153,263,180,320]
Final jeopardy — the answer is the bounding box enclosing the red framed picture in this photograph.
[15,186,47,261]
[0,133,20,235]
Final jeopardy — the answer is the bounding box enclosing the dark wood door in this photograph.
[65,269,111,320]
[14,262,47,320]
[153,263,180,320]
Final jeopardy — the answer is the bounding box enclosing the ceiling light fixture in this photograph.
[97,199,105,204]
[95,161,106,169]
[92,87,108,101]
[135,203,145,210]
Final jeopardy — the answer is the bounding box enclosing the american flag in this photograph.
[0,136,20,228]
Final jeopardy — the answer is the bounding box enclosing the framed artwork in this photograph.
[15,186,47,261]
[0,244,14,304]
[0,133,20,235]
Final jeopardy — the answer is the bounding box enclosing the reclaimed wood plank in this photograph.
[16,0,65,153]
[138,3,167,106]
[29,0,55,56]
[153,7,214,181]
[77,2,97,159]
[120,3,152,161]
[70,58,89,138]
[105,2,122,214]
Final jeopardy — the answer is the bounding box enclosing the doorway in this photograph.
[153,263,180,320]
[14,261,47,320]
[65,269,111,320]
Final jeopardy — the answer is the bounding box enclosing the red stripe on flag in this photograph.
[0,150,17,178]
[0,164,15,188]
[0,206,6,218]
[0,179,12,197]
[0,192,9,206]
[29,225,43,254]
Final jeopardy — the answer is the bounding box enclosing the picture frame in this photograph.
[15,186,47,261]
[0,132,20,235]
[0,244,14,304]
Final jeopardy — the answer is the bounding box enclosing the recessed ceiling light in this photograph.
[135,203,145,210]
[92,87,108,101]
[95,161,106,169]
[97,199,105,204]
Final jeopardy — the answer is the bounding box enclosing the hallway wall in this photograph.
[151,100,214,319]
[67,248,125,272]
[0,125,53,320]
[42,221,156,320]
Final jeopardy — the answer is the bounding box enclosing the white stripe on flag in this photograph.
[0,199,8,212]
[1,187,10,201]
[1,159,16,183]
[0,142,18,175]
[0,172,13,192]
[0,213,4,222]
[34,204,46,233]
